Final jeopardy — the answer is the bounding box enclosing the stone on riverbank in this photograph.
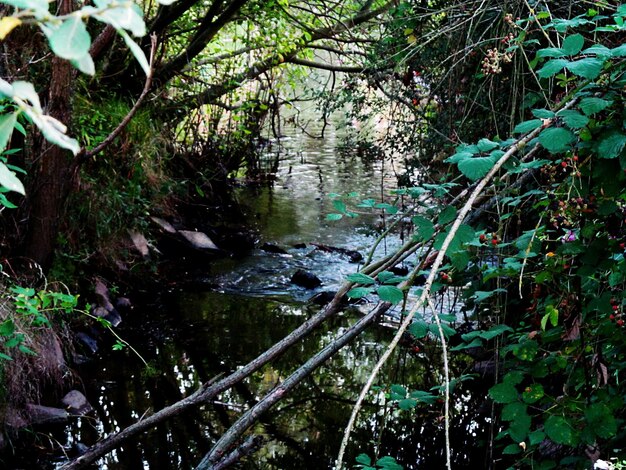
[61,390,93,416]
[291,269,322,288]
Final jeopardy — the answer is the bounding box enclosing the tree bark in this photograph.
[22,0,75,270]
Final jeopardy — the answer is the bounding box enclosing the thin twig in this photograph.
[335,97,579,470]
[82,34,157,159]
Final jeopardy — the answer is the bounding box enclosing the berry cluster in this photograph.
[440,272,453,283]
[540,155,581,182]
[481,48,513,75]
[479,233,500,246]
[610,298,624,327]
[546,192,596,230]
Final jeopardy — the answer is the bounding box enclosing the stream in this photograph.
[24,108,493,469]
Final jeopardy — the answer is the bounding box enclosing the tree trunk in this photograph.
[22,0,75,270]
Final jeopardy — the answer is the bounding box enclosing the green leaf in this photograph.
[445,151,473,164]
[398,398,417,410]
[347,287,372,299]
[332,199,347,213]
[537,59,569,78]
[513,119,543,134]
[582,44,612,57]
[538,127,575,153]
[94,0,146,37]
[489,382,518,404]
[529,430,546,446]
[0,319,15,336]
[610,43,626,57]
[476,138,499,152]
[1,0,48,13]
[561,34,584,55]
[597,132,626,159]
[438,206,456,225]
[326,213,342,221]
[48,16,91,61]
[0,112,17,152]
[536,47,566,59]
[376,285,404,304]
[375,456,403,470]
[450,337,483,351]
[565,57,605,79]
[346,273,376,285]
[412,215,434,241]
[377,271,406,284]
[579,97,612,115]
[501,401,528,421]
[0,352,13,361]
[502,444,522,455]
[118,29,150,75]
[70,53,95,75]
[355,453,372,466]
[544,416,576,446]
[509,412,532,442]
[0,161,25,195]
[585,403,617,439]
[480,324,513,340]
[532,108,555,119]
[556,109,589,129]
[458,156,496,180]
[408,321,429,339]
[522,384,545,404]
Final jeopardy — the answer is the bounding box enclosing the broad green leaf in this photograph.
[502,444,522,455]
[579,97,612,115]
[12,80,41,111]
[390,384,407,396]
[509,412,531,442]
[70,53,95,75]
[347,287,372,299]
[48,16,91,61]
[445,151,473,163]
[503,402,528,421]
[585,403,617,439]
[34,114,80,155]
[428,322,455,338]
[476,138,499,152]
[326,213,342,221]
[532,108,555,119]
[94,0,146,37]
[513,119,543,134]
[513,340,538,361]
[0,113,17,152]
[536,47,566,59]
[375,456,403,470]
[376,285,404,304]
[332,199,347,213]
[597,132,626,159]
[355,454,372,466]
[0,161,25,194]
[522,384,544,404]
[118,30,150,75]
[1,0,48,13]
[610,44,626,57]
[556,109,589,129]
[489,382,518,404]
[582,44,612,57]
[346,272,376,285]
[450,337,482,351]
[398,398,417,410]
[458,156,496,180]
[480,324,513,340]
[0,319,15,336]
[545,416,576,446]
[528,430,546,446]
[408,321,428,339]
[412,215,434,241]
[561,34,584,55]
[537,59,569,78]
[566,57,605,79]
[538,127,575,153]
[377,271,406,284]
[438,206,456,225]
